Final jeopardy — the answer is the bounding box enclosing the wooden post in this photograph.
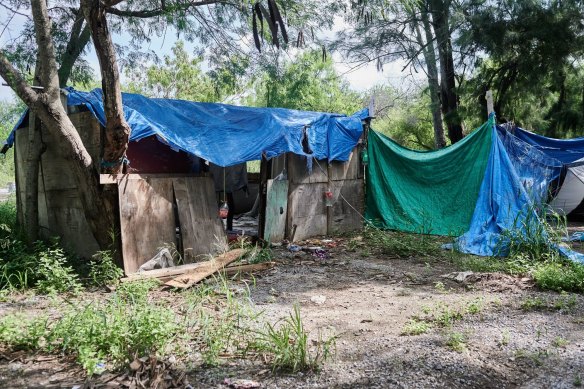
[326,162,333,235]
[258,154,271,240]
[486,90,494,117]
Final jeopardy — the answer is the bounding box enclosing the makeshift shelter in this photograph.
[365,115,584,263]
[5,88,369,274]
[502,126,584,220]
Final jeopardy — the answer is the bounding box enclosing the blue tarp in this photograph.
[6,88,367,167]
[455,126,536,256]
[511,126,584,164]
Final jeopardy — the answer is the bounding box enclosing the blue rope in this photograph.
[101,156,130,168]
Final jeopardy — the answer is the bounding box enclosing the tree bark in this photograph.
[416,8,446,149]
[58,12,91,88]
[81,0,130,174]
[0,0,115,250]
[429,0,463,144]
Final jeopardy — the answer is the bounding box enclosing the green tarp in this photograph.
[365,119,494,235]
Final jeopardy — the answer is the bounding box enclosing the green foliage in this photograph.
[0,200,36,291]
[254,305,335,372]
[532,262,584,293]
[401,319,430,336]
[0,314,47,351]
[125,40,245,103]
[460,0,584,136]
[363,225,443,259]
[497,206,565,262]
[48,297,177,375]
[371,88,439,150]
[445,331,467,352]
[115,279,160,304]
[88,251,123,287]
[35,243,83,295]
[250,50,362,115]
[245,244,273,264]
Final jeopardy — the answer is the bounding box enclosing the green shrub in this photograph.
[35,243,83,295]
[0,314,47,351]
[532,261,584,293]
[89,250,123,287]
[48,298,178,374]
[115,279,159,304]
[254,305,336,372]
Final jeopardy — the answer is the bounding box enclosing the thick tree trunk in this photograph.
[416,10,446,149]
[429,0,463,144]
[81,0,130,174]
[0,0,115,250]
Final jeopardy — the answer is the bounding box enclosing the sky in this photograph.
[0,9,416,103]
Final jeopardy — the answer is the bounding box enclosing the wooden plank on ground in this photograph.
[173,177,226,262]
[264,179,289,242]
[121,258,274,283]
[118,176,176,274]
[164,249,245,289]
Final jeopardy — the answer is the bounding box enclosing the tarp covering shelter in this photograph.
[501,126,584,220]
[365,115,584,263]
[5,88,369,272]
[6,88,367,167]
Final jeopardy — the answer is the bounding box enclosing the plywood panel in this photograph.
[173,177,226,262]
[329,149,364,181]
[287,149,362,184]
[331,179,364,234]
[286,182,328,241]
[43,189,100,258]
[264,179,289,242]
[118,177,176,274]
[287,154,328,184]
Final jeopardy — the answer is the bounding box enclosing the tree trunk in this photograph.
[429,0,463,143]
[81,0,130,174]
[0,0,115,250]
[416,9,446,149]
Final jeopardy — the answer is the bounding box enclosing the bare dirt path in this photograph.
[1,238,583,388]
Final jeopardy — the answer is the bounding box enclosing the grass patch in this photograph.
[401,319,430,335]
[445,331,467,352]
[520,292,578,312]
[88,250,124,287]
[1,276,334,376]
[253,305,336,372]
[363,226,444,259]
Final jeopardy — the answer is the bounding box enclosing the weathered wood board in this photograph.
[264,179,289,242]
[173,177,225,262]
[164,249,245,289]
[118,177,176,274]
[287,149,363,185]
[286,182,328,241]
[330,179,364,234]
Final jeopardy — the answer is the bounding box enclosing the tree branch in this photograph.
[0,51,38,107]
[106,0,227,18]
[58,12,92,87]
[30,0,60,99]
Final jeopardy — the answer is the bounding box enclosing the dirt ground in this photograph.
[1,237,584,388]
